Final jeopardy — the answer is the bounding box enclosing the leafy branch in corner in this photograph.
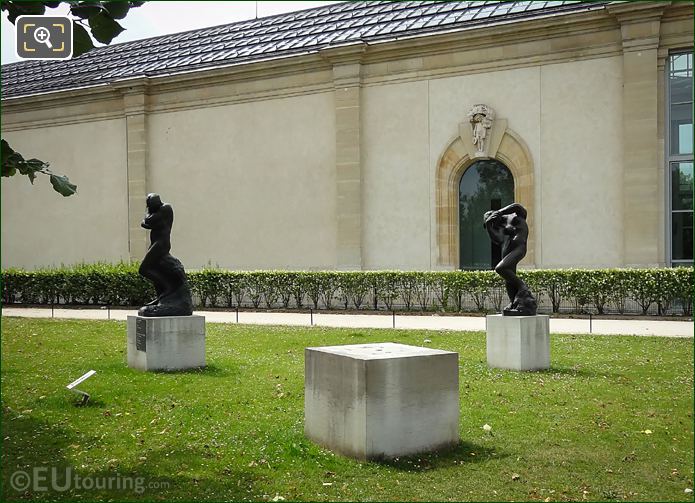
[2,1,145,56]
[1,140,77,196]
[1,1,144,196]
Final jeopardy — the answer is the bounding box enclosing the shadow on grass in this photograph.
[1,406,261,501]
[537,366,626,379]
[373,441,505,472]
[99,360,240,378]
[73,397,108,408]
[69,445,261,501]
[2,407,73,501]
[149,363,234,378]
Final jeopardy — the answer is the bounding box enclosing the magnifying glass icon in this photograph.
[33,27,52,49]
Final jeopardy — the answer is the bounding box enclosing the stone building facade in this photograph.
[1,1,692,271]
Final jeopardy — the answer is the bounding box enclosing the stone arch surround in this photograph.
[435,127,535,268]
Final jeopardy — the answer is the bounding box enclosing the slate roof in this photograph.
[1,0,607,99]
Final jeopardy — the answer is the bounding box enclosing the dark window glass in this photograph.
[671,162,694,211]
[669,52,694,266]
[672,212,694,261]
[459,160,514,270]
[670,74,692,104]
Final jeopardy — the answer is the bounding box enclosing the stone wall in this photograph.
[1,118,129,268]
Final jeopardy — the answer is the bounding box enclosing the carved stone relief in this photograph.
[467,104,495,154]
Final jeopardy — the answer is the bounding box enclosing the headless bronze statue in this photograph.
[138,193,193,317]
[483,203,537,316]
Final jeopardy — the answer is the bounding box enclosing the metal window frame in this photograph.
[665,50,694,266]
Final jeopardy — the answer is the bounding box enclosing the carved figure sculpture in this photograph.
[468,104,495,154]
[138,193,193,317]
[483,203,537,316]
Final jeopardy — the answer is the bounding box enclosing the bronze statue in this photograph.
[483,203,537,316]
[138,193,193,317]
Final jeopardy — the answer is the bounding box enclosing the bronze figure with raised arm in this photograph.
[483,202,537,316]
[138,193,193,317]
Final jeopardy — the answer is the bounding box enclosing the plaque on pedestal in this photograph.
[135,318,147,351]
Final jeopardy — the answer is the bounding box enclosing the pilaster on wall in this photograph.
[609,3,667,267]
[112,79,150,262]
[326,47,365,270]
[657,46,668,266]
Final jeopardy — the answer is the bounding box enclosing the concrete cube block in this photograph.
[127,315,205,371]
[304,342,459,460]
[486,314,550,371]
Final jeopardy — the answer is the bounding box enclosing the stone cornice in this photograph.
[607,1,670,24]
[662,0,694,19]
[318,43,367,65]
[111,77,151,116]
[1,84,118,109]
[331,62,362,88]
[361,45,623,89]
[659,32,693,51]
[623,35,661,51]
[144,54,328,94]
[608,1,668,52]
[110,76,151,93]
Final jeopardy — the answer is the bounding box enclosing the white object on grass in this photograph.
[66,370,96,404]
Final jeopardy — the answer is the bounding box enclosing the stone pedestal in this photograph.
[486,314,550,371]
[304,342,459,460]
[127,315,205,371]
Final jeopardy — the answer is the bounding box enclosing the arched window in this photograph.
[459,160,514,270]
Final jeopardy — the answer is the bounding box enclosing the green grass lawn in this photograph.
[1,317,693,502]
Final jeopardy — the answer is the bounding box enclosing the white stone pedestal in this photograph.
[127,315,205,371]
[304,342,459,460]
[486,314,550,371]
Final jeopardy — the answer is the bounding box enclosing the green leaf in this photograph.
[1,146,20,176]
[1,138,15,162]
[49,174,78,197]
[18,158,47,171]
[2,139,28,178]
[88,11,125,44]
[103,1,130,19]
[72,22,95,57]
[3,164,17,177]
[1,139,73,192]
[70,4,105,20]
[17,158,47,184]
[2,2,46,24]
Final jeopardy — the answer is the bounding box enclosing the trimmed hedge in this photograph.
[2,264,692,316]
